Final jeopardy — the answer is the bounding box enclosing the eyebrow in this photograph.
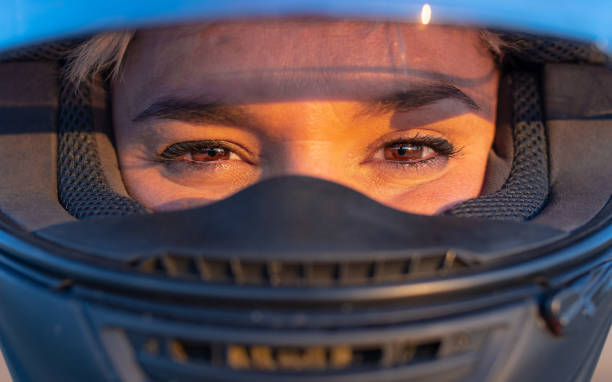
[133,99,252,126]
[132,83,479,125]
[364,83,480,116]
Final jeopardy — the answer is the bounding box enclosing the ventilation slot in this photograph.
[133,251,471,286]
[127,328,488,376]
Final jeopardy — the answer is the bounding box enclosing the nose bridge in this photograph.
[272,139,338,179]
[258,101,352,180]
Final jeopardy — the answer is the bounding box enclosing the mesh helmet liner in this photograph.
[445,70,549,220]
[1,35,607,221]
[48,37,600,221]
[57,78,147,218]
[54,57,547,220]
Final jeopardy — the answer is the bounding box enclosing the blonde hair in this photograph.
[65,29,507,86]
[65,31,134,86]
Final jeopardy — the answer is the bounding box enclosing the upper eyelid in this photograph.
[366,131,431,152]
[368,134,459,157]
[384,137,459,157]
[158,140,256,162]
[157,135,459,165]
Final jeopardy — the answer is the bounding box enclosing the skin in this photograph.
[112,20,498,214]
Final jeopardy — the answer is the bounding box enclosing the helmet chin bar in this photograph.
[0,179,610,382]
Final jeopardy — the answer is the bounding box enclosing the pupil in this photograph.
[191,146,230,162]
[383,143,425,161]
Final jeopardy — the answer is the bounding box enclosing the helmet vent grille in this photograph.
[123,329,489,378]
[134,251,470,286]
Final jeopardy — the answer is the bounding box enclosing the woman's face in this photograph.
[113,21,498,214]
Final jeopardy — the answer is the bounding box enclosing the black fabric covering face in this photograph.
[37,176,564,263]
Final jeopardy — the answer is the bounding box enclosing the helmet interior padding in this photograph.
[531,63,612,230]
[0,61,74,230]
[0,40,611,233]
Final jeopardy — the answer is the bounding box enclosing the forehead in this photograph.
[121,21,496,105]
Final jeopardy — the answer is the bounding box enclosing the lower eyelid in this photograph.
[388,155,440,166]
[161,160,245,177]
[372,146,436,161]
[157,140,255,163]
[166,152,250,166]
[166,150,242,164]
[369,154,449,172]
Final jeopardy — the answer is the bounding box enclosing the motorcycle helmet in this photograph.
[0,1,611,381]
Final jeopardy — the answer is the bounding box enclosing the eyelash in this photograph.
[157,135,460,168]
[160,140,226,160]
[158,140,246,165]
[382,135,460,159]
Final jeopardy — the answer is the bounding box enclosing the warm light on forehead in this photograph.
[421,4,432,25]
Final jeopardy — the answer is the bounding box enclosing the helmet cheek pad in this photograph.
[57,73,147,218]
[533,62,612,229]
[48,36,612,227]
[56,61,551,222]
[0,59,74,230]
[0,34,611,382]
[2,35,610,229]
[446,69,549,220]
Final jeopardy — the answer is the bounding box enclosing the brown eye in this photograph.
[191,147,231,162]
[384,143,434,161]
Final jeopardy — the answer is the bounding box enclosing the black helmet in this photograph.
[0,2,611,382]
